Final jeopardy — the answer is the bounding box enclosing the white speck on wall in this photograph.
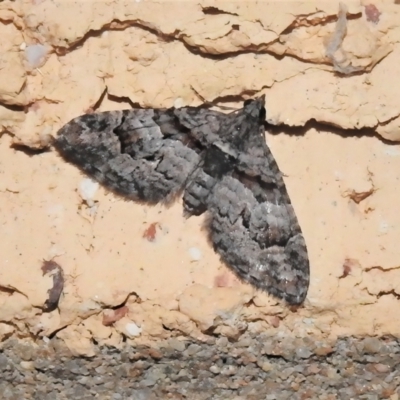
[47,204,64,216]
[125,322,142,337]
[379,220,389,233]
[25,44,48,69]
[383,146,400,157]
[266,114,280,126]
[47,204,64,228]
[79,178,99,207]
[333,170,343,180]
[80,299,100,312]
[188,247,202,261]
[47,244,64,259]
[35,321,44,330]
[174,97,184,108]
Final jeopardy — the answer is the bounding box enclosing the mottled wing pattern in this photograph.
[55,97,310,305]
[56,108,213,204]
[180,97,309,305]
[209,100,309,304]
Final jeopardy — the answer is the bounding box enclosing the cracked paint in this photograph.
[1,0,400,353]
[1,1,400,143]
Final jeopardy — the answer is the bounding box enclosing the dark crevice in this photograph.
[0,102,25,112]
[266,118,399,145]
[181,39,371,78]
[90,88,107,112]
[181,40,274,61]
[162,324,173,332]
[47,324,68,340]
[180,38,332,65]
[373,112,400,130]
[201,6,239,16]
[376,290,400,300]
[0,284,28,298]
[280,10,362,36]
[54,20,175,56]
[202,326,218,337]
[193,92,259,110]
[0,286,16,295]
[110,292,140,310]
[0,324,17,342]
[11,144,51,156]
[365,265,400,272]
[107,94,141,110]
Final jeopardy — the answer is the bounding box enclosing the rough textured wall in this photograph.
[1,0,400,356]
